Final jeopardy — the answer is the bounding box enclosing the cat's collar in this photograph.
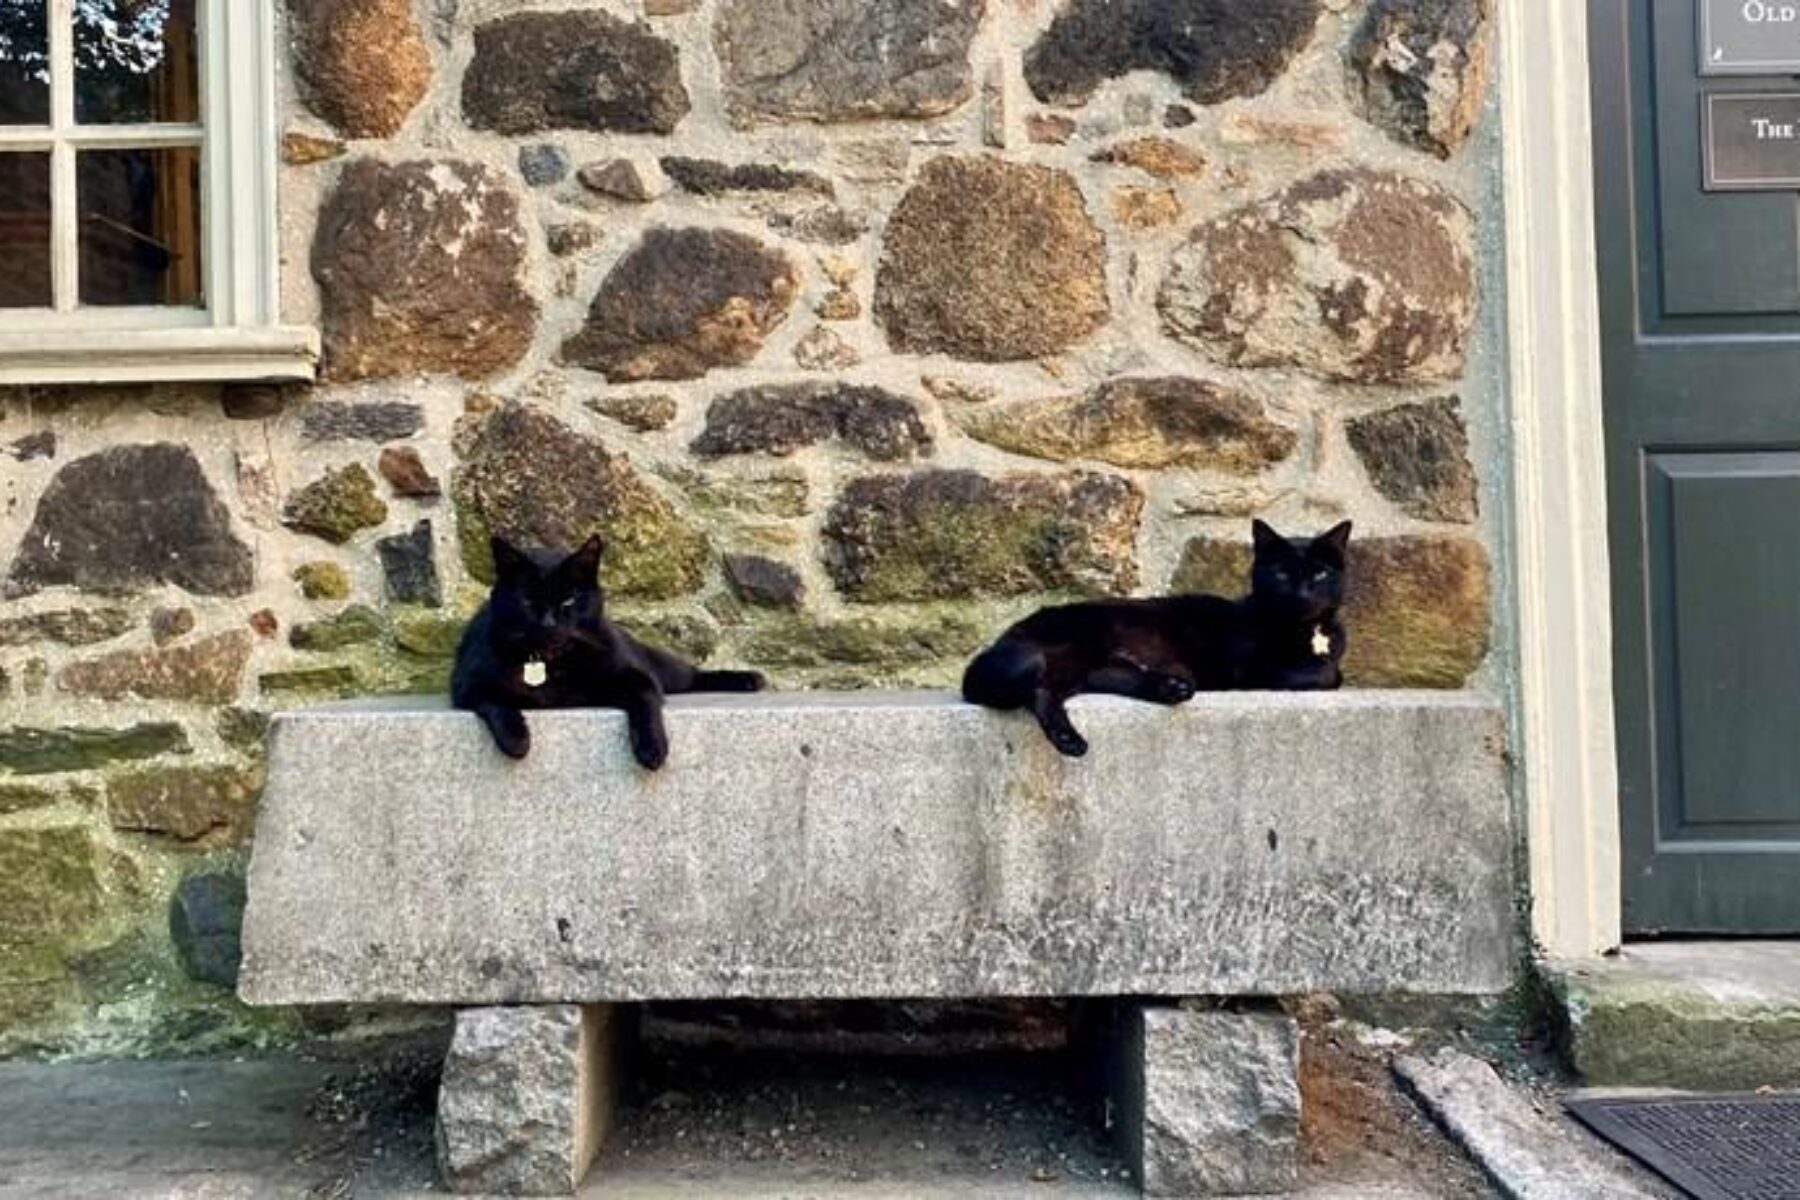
[522,657,548,687]
[1310,626,1331,658]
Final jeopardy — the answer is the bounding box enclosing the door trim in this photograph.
[1501,0,1623,957]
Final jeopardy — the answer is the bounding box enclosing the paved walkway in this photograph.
[0,1048,1486,1199]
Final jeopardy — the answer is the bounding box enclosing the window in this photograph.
[0,0,315,384]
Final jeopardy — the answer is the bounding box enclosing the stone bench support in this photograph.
[238,690,1512,1195]
[437,1005,621,1196]
[1114,1005,1301,1197]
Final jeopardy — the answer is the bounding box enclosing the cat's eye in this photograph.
[559,599,576,614]
[1312,569,1330,582]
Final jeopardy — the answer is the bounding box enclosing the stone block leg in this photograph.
[1113,1005,1300,1197]
[437,1004,622,1196]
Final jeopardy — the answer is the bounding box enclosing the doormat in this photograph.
[1566,1094,1800,1199]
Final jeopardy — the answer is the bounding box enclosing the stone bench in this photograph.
[239,691,1513,1195]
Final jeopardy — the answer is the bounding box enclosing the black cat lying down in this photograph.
[962,519,1351,757]
[452,535,764,765]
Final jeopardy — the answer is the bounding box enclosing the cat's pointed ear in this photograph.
[565,533,606,581]
[1313,520,1353,562]
[1251,519,1283,554]
[490,536,532,580]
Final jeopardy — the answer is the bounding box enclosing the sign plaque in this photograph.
[1701,0,1800,75]
[1704,92,1800,190]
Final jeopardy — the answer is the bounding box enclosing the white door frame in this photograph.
[1499,0,1624,958]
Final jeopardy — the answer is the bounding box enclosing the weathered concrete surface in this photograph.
[0,1053,1484,1198]
[1116,1006,1300,1197]
[1547,941,1800,1090]
[437,1005,619,1195]
[0,1060,356,1196]
[1396,1050,1658,1200]
[240,692,1513,1005]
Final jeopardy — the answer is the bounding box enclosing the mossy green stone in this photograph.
[453,404,710,599]
[0,953,76,1034]
[289,604,383,652]
[68,929,165,998]
[282,464,389,544]
[259,665,362,700]
[0,826,110,950]
[364,654,453,696]
[662,464,809,519]
[613,610,720,663]
[392,609,468,659]
[215,708,271,755]
[0,606,135,648]
[0,781,62,815]
[740,613,985,671]
[292,561,352,600]
[823,470,1142,602]
[0,723,190,775]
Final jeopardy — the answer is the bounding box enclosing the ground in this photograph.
[0,1012,1671,1198]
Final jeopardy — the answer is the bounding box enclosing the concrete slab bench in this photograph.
[239,690,1513,1195]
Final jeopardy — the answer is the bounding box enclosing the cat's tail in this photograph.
[960,640,1041,711]
[689,669,765,693]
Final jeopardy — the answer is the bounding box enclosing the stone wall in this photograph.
[0,0,1502,1053]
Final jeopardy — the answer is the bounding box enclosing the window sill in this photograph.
[0,325,320,385]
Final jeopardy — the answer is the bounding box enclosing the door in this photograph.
[1591,0,1800,933]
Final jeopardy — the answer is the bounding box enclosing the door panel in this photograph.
[1654,453,1800,831]
[1651,19,1800,317]
[1592,0,1800,932]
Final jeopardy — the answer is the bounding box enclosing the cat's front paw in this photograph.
[1046,725,1089,758]
[1151,674,1196,704]
[631,725,670,771]
[484,708,531,759]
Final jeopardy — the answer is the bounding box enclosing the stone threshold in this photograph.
[1546,940,1800,1090]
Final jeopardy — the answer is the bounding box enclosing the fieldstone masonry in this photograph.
[0,0,1502,1068]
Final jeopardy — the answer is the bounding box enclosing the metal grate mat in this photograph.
[1567,1093,1800,1200]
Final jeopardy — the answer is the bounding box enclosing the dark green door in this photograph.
[1592,0,1800,933]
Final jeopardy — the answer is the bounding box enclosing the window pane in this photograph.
[0,151,50,306]
[75,0,198,125]
[78,145,202,306]
[0,2,50,125]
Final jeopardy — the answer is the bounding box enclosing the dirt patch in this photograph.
[1297,1013,1493,1196]
[605,1042,1123,1189]
[295,1037,447,1198]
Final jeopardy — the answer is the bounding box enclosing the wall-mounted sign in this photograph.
[1704,92,1800,189]
[1701,0,1800,74]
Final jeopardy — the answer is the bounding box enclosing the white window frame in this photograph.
[0,0,316,384]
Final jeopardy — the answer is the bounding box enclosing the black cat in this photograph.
[451,535,765,766]
[961,519,1351,757]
